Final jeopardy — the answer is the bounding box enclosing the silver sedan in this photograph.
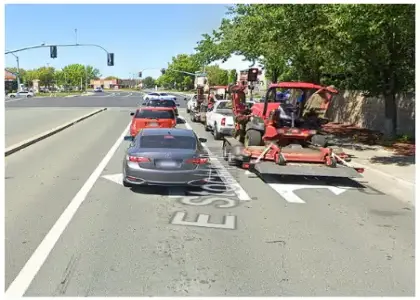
[122,128,210,187]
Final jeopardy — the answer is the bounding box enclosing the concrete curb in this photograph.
[5,108,108,157]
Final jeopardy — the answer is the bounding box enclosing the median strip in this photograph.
[5,108,108,156]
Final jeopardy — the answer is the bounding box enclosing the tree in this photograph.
[156,54,200,91]
[194,4,415,137]
[205,65,229,86]
[105,76,119,80]
[228,69,238,84]
[327,4,415,137]
[142,76,156,88]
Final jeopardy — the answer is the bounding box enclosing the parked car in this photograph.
[7,91,34,98]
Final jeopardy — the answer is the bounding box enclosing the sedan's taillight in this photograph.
[186,158,209,165]
[128,156,150,163]
[221,118,226,126]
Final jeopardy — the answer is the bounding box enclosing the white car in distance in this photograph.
[205,100,235,140]
[186,94,198,113]
[7,91,34,98]
[143,92,177,102]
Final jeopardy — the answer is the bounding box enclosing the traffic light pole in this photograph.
[5,43,114,66]
[5,43,110,55]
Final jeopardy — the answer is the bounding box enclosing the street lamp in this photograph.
[6,51,21,92]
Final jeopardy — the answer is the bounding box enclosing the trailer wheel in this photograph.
[213,123,222,140]
[227,152,237,166]
[222,141,229,161]
[276,153,286,166]
[311,134,328,148]
[244,129,262,147]
[327,156,337,168]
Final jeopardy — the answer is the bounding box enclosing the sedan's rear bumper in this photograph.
[123,162,211,186]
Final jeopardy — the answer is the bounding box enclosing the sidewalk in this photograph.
[324,126,416,206]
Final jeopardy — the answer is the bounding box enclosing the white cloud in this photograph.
[209,54,254,73]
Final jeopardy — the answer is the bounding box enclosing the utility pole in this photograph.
[8,52,21,92]
[85,66,88,91]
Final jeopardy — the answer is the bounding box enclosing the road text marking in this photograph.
[171,212,236,230]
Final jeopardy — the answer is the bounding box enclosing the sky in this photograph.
[5,4,252,79]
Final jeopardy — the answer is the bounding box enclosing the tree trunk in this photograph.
[383,92,397,139]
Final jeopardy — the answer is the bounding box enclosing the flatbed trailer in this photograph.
[222,136,364,179]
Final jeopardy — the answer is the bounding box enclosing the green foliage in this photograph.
[194,4,415,137]
[205,65,229,86]
[142,76,156,88]
[156,54,201,90]
[5,64,101,88]
[227,69,238,84]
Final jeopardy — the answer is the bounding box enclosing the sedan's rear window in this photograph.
[159,93,168,96]
[140,135,196,149]
[135,109,175,119]
[148,99,176,107]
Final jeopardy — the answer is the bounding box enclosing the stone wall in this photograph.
[324,90,415,137]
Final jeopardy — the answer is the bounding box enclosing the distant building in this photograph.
[5,70,17,94]
[90,78,141,89]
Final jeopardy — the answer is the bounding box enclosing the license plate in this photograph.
[158,161,178,168]
[148,122,159,127]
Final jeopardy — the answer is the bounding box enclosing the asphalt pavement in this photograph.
[4,93,415,296]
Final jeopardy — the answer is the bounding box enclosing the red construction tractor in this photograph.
[222,82,364,178]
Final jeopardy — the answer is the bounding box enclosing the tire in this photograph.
[222,141,229,161]
[328,156,337,168]
[276,153,287,166]
[213,123,222,140]
[186,108,190,113]
[123,179,133,187]
[311,134,328,148]
[205,124,211,131]
[26,95,32,98]
[10,95,15,98]
[244,129,262,147]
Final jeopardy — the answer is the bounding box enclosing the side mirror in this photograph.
[184,98,187,101]
[198,137,207,143]
[130,112,135,116]
[176,103,180,106]
[124,136,134,141]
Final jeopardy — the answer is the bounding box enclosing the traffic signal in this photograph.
[107,53,114,66]
[247,68,259,82]
[138,71,142,77]
[161,68,166,75]
[50,46,57,59]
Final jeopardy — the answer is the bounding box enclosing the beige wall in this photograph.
[325,90,415,137]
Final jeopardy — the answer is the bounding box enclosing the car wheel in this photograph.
[10,95,15,98]
[26,95,32,98]
[205,123,211,131]
[213,123,222,140]
[186,107,190,113]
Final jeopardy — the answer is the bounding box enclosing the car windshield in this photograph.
[135,109,175,119]
[148,99,176,107]
[140,135,197,149]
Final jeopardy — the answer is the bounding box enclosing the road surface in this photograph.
[5,92,415,296]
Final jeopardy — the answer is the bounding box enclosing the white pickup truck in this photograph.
[205,100,235,140]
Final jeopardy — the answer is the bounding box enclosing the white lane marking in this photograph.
[183,118,251,201]
[171,212,236,230]
[102,173,124,185]
[5,121,132,297]
[267,179,351,204]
